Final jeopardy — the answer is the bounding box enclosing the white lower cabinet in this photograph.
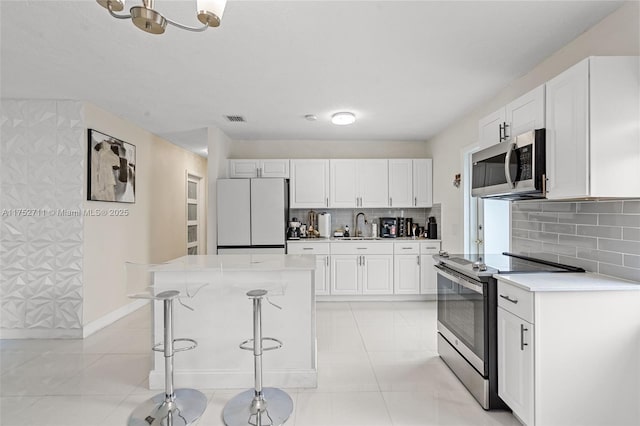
[394,254,420,294]
[498,307,534,426]
[420,242,441,294]
[287,241,330,295]
[330,242,394,295]
[393,242,420,294]
[362,255,394,294]
[331,255,360,295]
[496,278,640,426]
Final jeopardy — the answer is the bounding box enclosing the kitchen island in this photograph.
[147,254,317,390]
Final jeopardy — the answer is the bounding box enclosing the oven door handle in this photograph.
[434,264,483,294]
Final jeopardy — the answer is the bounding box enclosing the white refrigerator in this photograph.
[216,179,288,254]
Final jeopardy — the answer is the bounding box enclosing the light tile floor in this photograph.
[0,301,520,425]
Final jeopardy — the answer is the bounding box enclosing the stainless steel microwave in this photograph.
[471,129,546,200]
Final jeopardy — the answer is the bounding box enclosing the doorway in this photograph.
[463,146,510,255]
[186,173,204,255]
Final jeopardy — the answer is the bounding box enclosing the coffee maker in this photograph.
[287,218,301,240]
[379,217,398,238]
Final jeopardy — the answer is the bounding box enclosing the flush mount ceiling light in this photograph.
[96,0,226,35]
[331,112,356,126]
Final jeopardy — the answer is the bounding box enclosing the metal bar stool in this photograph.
[128,290,207,426]
[222,289,293,426]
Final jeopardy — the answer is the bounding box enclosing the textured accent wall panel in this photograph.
[0,100,85,331]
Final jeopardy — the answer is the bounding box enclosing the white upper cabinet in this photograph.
[228,159,289,178]
[545,56,640,199]
[478,85,545,149]
[413,159,433,208]
[329,160,358,208]
[329,159,388,208]
[388,159,413,208]
[290,159,330,208]
[389,159,433,208]
[478,108,507,149]
[358,160,389,208]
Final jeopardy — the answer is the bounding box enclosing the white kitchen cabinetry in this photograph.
[545,56,640,199]
[287,241,330,296]
[388,159,413,208]
[388,159,433,208]
[496,277,640,426]
[478,85,545,149]
[228,159,289,178]
[419,241,441,294]
[329,160,389,208]
[330,242,393,295]
[290,159,330,208]
[393,242,420,294]
[497,282,534,426]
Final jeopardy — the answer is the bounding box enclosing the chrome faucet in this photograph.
[355,212,366,237]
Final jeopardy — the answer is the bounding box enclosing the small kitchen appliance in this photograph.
[287,219,301,240]
[379,217,398,238]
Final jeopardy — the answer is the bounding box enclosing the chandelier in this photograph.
[96,0,227,34]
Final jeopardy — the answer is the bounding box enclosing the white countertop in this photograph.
[154,254,316,272]
[495,272,640,292]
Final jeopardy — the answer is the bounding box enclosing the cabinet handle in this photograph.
[414,197,417,206]
[417,255,420,265]
[357,247,367,250]
[499,294,518,304]
[504,122,510,140]
[401,247,412,250]
[326,256,329,267]
[389,197,392,207]
[499,123,504,142]
[520,324,529,351]
[326,197,329,207]
[425,246,437,250]
[302,247,314,251]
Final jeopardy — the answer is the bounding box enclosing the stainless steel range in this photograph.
[433,251,584,410]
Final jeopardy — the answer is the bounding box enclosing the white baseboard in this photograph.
[82,299,149,338]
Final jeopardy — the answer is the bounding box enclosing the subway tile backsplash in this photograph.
[512,200,640,282]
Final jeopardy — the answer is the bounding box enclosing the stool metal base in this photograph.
[128,388,208,426]
[223,387,293,426]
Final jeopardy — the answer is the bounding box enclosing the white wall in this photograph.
[425,1,640,253]
[83,103,207,326]
[207,126,231,253]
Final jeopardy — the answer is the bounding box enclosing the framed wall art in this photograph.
[87,129,136,203]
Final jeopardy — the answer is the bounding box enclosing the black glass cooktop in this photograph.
[439,252,585,275]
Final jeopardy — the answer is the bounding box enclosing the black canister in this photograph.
[427,216,437,239]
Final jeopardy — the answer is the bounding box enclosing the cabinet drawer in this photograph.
[287,242,329,255]
[330,242,393,255]
[420,242,441,254]
[394,243,419,254]
[497,281,534,323]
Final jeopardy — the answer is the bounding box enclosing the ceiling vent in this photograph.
[225,115,246,123]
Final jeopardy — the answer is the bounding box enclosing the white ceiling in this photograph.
[0,1,623,155]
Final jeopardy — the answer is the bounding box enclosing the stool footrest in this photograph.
[239,337,283,351]
[152,338,198,353]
